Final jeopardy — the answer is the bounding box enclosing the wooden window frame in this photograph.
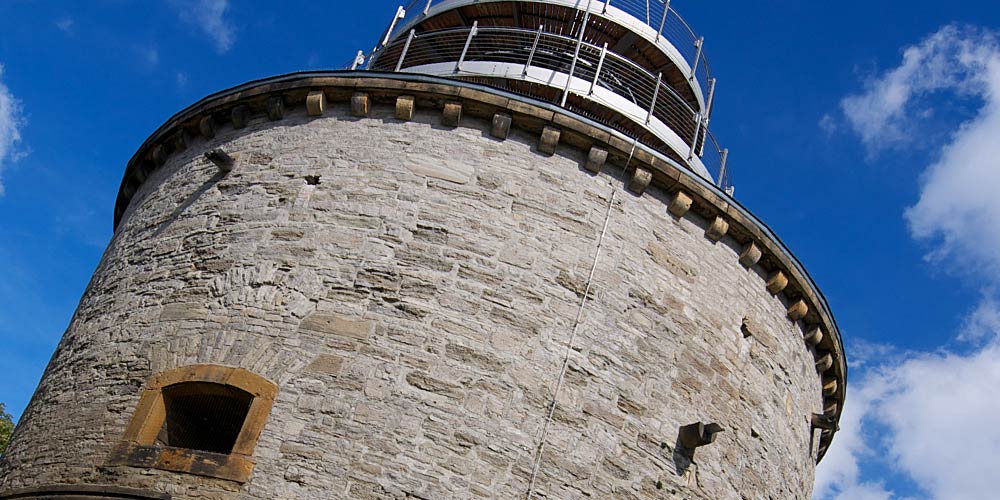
[108,365,277,483]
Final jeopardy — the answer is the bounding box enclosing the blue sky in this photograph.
[1,1,999,498]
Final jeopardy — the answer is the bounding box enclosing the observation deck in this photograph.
[363,0,732,190]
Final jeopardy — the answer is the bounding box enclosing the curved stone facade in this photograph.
[0,76,839,499]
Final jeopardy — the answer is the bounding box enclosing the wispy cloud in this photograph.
[820,24,1000,500]
[170,0,235,54]
[0,64,26,196]
[55,17,74,34]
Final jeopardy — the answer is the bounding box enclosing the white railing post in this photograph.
[396,30,416,72]
[379,6,407,50]
[351,50,365,70]
[717,148,729,188]
[524,25,544,76]
[561,0,595,107]
[456,21,479,73]
[589,43,608,95]
[424,0,433,15]
[688,112,703,161]
[646,0,651,25]
[689,36,704,82]
[656,0,671,42]
[646,73,662,124]
[704,77,717,118]
[603,0,611,14]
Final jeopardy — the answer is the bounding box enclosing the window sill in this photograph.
[107,442,255,483]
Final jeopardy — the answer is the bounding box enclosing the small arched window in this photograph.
[109,365,277,483]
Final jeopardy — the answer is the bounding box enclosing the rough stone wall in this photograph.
[0,102,823,499]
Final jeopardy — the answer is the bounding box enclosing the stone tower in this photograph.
[0,0,846,498]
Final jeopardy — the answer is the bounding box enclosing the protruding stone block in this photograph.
[584,146,608,174]
[442,101,462,127]
[627,167,653,195]
[823,399,838,417]
[351,92,370,117]
[822,377,838,396]
[306,91,326,116]
[266,96,285,121]
[803,325,823,347]
[151,145,167,167]
[668,191,693,217]
[205,148,235,173]
[678,422,724,450]
[539,126,560,155]
[395,95,415,121]
[787,299,809,321]
[815,352,833,372]
[490,112,512,139]
[706,216,729,242]
[811,413,838,431]
[199,116,217,138]
[766,270,788,295]
[739,242,762,268]
[171,130,191,152]
[231,105,250,129]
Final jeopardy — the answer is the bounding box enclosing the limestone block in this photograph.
[815,352,833,373]
[395,95,415,121]
[406,153,474,184]
[668,191,693,217]
[298,312,374,340]
[351,92,370,117]
[307,354,345,374]
[824,399,838,417]
[491,112,512,139]
[306,91,326,116]
[787,299,809,321]
[584,146,608,174]
[539,126,561,155]
[172,130,191,152]
[151,145,167,167]
[267,96,285,121]
[231,104,251,129]
[627,167,653,195]
[442,101,463,127]
[739,241,762,268]
[199,116,216,138]
[159,304,209,321]
[706,216,729,242]
[822,377,838,396]
[766,270,789,295]
[803,325,823,347]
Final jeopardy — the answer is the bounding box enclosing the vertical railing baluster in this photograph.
[656,0,670,42]
[646,0,651,25]
[646,73,662,125]
[524,25,543,76]
[717,148,729,189]
[561,0,594,107]
[456,21,479,73]
[689,36,704,82]
[603,0,611,14]
[589,43,608,95]
[704,77,717,119]
[351,50,365,70]
[395,30,416,72]
[424,0,433,15]
[380,6,407,50]
[688,112,703,161]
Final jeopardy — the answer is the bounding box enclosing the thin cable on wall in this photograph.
[525,141,638,500]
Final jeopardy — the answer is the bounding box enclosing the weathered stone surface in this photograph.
[1,102,826,500]
[706,216,730,242]
[668,190,693,217]
[538,125,560,155]
[306,91,326,116]
[298,313,374,340]
[351,92,369,117]
[767,270,789,295]
[442,101,462,127]
[490,112,512,139]
[395,95,415,121]
[627,167,653,195]
[739,241,762,268]
[584,146,608,174]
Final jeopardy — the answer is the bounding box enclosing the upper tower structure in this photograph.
[1,2,845,499]
[367,0,730,188]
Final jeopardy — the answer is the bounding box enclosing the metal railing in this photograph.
[370,25,731,190]
[382,0,714,101]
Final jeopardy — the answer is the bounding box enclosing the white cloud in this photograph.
[55,18,74,34]
[171,0,235,53]
[822,24,1000,500]
[841,25,998,151]
[0,64,25,196]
